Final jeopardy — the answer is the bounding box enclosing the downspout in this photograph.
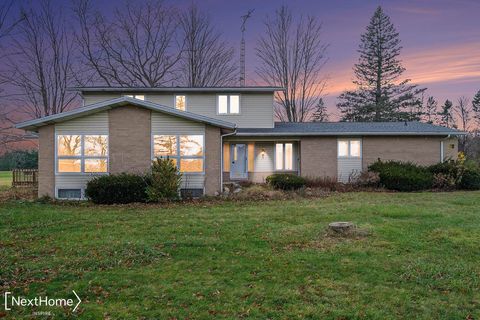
[440,134,452,162]
[220,126,237,193]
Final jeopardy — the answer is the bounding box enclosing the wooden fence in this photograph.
[12,169,38,187]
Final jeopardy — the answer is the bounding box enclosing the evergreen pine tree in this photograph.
[438,100,456,128]
[472,89,480,129]
[312,98,329,122]
[423,96,438,124]
[337,6,426,122]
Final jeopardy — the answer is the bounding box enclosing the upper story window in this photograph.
[275,143,293,171]
[175,95,186,111]
[153,135,204,173]
[218,95,240,114]
[57,135,108,173]
[124,94,145,100]
[338,139,361,158]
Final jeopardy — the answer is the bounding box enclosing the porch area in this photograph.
[222,139,300,183]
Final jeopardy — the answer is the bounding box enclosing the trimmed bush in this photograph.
[368,160,433,192]
[85,173,149,204]
[147,158,182,202]
[266,173,306,190]
[459,169,480,190]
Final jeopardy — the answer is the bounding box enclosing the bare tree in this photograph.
[0,1,28,151]
[178,4,237,87]
[256,6,328,122]
[74,0,181,87]
[455,96,473,152]
[2,0,79,118]
[455,96,472,133]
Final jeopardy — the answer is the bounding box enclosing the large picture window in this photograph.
[57,135,108,173]
[217,95,240,114]
[153,135,204,173]
[275,143,294,171]
[338,139,361,158]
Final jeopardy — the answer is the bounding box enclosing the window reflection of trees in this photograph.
[85,135,108,156]
[154,135,177,156]
[58,135,81,156]
[180,135,203,156]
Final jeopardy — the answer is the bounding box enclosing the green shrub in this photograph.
[459,169,480,190]
[266,173,306,190]
[368,160,433,192]
[146,158,182,202]
[85,173,149,204]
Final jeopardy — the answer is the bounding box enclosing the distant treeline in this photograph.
[0,150,38,171]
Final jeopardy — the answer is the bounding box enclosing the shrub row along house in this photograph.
[16,87,463,199]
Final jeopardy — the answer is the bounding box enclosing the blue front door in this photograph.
[230,144,248,179]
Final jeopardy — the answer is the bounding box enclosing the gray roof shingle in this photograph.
[236,122,464,136]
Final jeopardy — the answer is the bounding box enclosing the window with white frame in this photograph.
[338,139,361,158]
[124,94,145,100]
[217,95,240,114]
[153,135,204,173]
[57,135,108,173]
[275,143,294,170]
[175,95,186,111]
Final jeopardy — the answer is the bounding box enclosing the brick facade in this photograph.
[362,136,445,168]
[108,105,152,174]
[299,137,337,178]
[38,125,55,197]
[204,125,221,195]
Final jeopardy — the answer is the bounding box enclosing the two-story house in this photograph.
[16,87,462,199]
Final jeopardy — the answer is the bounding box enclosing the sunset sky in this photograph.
[203,0,479,118]
[6,0,480,120]
[154,0,480,118]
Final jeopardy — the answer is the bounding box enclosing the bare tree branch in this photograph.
[256,6,328,122]
[1,0,79,119]
[74,0,181,87]
[178,4,237,87]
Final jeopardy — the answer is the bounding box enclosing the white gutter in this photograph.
[220,128,237,193]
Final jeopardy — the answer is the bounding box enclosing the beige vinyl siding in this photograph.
[55,174,103,196]
[151,110,205,189]
[54,111,109,198]
[55,111,109,134]
[254,143,274,172]
[84,93,121,106]
[151,111,205,135]
[337,158,362,182]
[146,94,173,106]
[84,92,275,128]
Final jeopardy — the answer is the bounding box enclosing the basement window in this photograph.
[57,189,82,199]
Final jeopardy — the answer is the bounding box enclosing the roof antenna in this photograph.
[240,9,254,87]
